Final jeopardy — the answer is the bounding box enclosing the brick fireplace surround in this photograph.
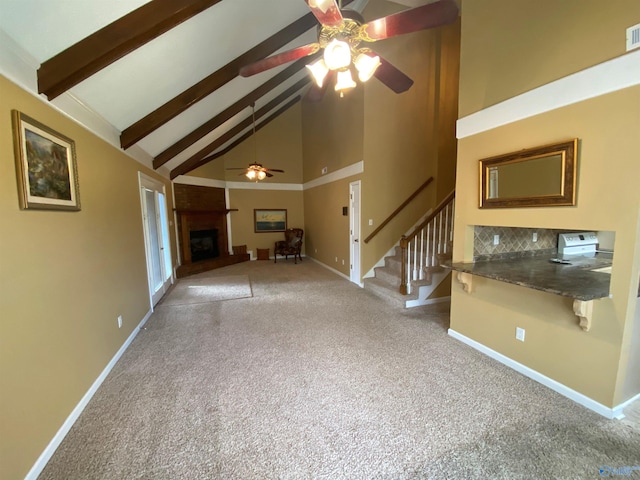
[174,184,248,277]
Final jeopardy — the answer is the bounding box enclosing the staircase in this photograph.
[364,191,455,308]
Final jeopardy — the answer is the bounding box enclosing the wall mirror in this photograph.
[479,138,578,208]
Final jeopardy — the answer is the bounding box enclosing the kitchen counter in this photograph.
[444,252,613,301]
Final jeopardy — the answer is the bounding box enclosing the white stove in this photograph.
[558,232,598,257]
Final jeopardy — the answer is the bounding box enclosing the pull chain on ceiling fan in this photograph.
[239,0,459,98]
[225,103,285,181]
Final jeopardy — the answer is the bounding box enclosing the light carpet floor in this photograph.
[158,273,252,306]
[39,260,640,479]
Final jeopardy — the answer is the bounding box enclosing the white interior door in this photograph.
[139,174,173,307]
[350,181,361,286]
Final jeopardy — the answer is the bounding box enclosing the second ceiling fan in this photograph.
[240,0,459,96]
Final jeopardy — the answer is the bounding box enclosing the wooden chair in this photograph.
[274,228,303,264]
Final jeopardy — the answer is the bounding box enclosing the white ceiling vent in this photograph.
[627,23,640,51]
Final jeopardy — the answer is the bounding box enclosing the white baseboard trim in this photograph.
[307,256,350,282]
[406,296,451,308]
[447,328,631,420]
[25,309,153,480]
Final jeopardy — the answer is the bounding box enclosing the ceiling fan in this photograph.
[226,162,285,180]
[239,0,459,96]
[226,103,285,181]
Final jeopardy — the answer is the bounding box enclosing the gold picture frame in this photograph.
[12,110,80,211]
[479,138,578,209]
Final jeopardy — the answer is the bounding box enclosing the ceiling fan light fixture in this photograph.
[335,69,357,94]
[324,39,351,70]
[306,58,329,87]
[246,169,257,180]
[355,52,381,82]
[257,170,267,180]
[308,0,332,14]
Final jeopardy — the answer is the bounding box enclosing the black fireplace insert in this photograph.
[190,229,219,262]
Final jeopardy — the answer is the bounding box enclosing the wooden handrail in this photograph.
[403,189,455,244]
[399,189,455,296]
[363,177,434,244]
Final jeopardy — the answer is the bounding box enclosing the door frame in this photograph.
[138,172,173,308]
[349,180,362,286]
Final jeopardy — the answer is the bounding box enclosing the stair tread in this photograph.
[364,198,455,308]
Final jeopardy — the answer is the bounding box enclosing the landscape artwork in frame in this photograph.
[12,110,80,210]
[254,209,287,233]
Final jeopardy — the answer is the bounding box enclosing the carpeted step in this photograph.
[374,265,401,286]
[363,277,417,308]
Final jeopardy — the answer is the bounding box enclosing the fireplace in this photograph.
[189,229,219,262]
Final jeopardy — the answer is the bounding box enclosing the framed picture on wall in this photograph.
[12,110,81,211]
[254,209,287,233]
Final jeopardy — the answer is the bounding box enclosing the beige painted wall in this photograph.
[226,104,303,184]
[0,75,175,479]
[302,84,364,182]
[452,0,640,407]
[227,189,304,257]
[303,178,354,276]
[452,87,640,406]
[458,0,640,116]
[191,103,304,183]
[302,1,460,280]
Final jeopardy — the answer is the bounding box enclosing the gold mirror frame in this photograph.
[479,138,578,208]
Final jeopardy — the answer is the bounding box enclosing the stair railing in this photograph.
[363,177,434,244]
[399,190,455,295]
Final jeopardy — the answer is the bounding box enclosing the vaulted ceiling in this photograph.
[0,0,442,179]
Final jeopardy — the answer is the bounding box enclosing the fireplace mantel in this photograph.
[174,209,238,215]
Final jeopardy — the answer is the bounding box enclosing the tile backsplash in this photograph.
[474,226,568,260]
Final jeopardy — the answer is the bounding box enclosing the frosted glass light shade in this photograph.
[306,59,329,87]
[355,53,381,82]
[324,39,351,70]
[335,69,356,92]
[246,170,256,180]
[308,0,332,13]
[257,171,266,180]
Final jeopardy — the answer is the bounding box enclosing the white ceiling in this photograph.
[0,0,437,176]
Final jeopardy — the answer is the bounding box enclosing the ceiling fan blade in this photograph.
[266,169,285,173]
[304,0,343,27]
[362,0,458,41]
[240,43,320,77]
[374,57,414,93]
[266,172,274,178]
[226,167,247,170]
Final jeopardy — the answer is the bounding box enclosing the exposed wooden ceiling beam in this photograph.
[153,53,319,169]
[170,79,308,179]
[122,14,317,150]
[38,0,221,100]
[122,0,354,149]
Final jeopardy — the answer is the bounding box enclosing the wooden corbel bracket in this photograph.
[456,272,473,293]
[572,299,594,332]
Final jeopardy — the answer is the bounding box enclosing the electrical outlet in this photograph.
[117,315,123,329]
[532,232,538,242]
[516,327,525,342]
[368,219,373,226]
[493,234,500,246]
[321,167,328,175]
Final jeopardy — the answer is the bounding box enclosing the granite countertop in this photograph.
[444,252,613,301]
